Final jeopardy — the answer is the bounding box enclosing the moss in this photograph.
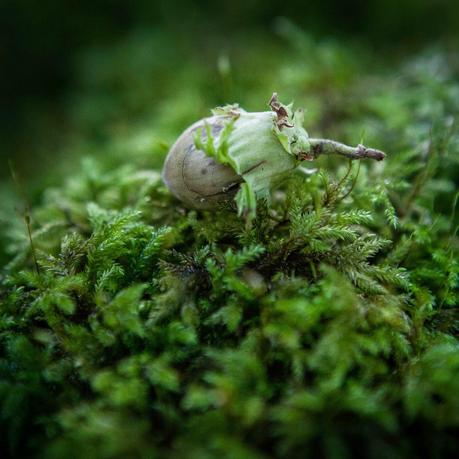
[1,28,459,458]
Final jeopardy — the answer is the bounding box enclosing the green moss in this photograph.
[1,29,459,458]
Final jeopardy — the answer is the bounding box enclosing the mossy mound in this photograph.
[1,29,459,458]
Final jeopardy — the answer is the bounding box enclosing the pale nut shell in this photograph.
[162,116,243,209]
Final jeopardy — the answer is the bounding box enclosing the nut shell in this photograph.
[162,116,243,209]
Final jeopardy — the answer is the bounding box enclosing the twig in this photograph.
[306,139,386,161]
[8,160,40,275]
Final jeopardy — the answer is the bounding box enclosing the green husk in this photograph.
[230,110,299,218]
[198,97,310,220]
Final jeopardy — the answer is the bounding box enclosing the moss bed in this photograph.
[1,28,458,458]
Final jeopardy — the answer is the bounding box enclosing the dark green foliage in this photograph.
[1,28,459,459]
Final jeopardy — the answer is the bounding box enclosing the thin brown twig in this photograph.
[306,138,386,161]
[8,160,40,275]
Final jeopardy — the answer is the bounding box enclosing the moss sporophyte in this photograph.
[162,93,385,219]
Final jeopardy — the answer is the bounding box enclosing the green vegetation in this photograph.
[1,20,459,459]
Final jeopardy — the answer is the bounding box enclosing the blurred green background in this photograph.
[1,0,459,184]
